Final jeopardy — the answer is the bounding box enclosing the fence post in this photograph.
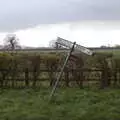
[25,68,29,87]
[113,69,117,87]
[64,68,69,87]
[79,69,84,88]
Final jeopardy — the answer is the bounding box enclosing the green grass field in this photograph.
[0,49,120,120]
[95,49,120,57]
[0,88,120,120]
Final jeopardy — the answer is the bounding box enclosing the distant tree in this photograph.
[49,40,62,49]
[100,45,107,48]
[114,44,120,48]
[3,34,21,51]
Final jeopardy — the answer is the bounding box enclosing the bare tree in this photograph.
[49,40,62,49]
[3,34,21,51]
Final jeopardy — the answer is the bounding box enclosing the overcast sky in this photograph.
[0,0,120,47]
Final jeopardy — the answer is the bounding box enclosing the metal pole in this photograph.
[49,42,76,101]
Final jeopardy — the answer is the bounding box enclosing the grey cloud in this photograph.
[0,0,120,32]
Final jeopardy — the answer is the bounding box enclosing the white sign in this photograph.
[56,37,93,56]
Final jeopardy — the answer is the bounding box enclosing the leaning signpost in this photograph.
[56,37,93,55]
[49,37,94,101]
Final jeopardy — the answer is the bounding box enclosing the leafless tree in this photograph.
[3,34,21,51]
[49,40,62,49]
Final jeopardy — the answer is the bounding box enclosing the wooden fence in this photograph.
[0,68,120,88]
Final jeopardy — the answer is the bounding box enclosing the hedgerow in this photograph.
[0,52,119,88]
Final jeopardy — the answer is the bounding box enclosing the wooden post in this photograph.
[49,42,76,101]
[65,70,69,87]
[25,68,29,87]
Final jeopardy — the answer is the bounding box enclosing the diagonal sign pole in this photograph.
[49,42,76,101]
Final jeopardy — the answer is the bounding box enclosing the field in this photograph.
[96,49,120,57]
[0,88,120,120]
[0,49,120,120]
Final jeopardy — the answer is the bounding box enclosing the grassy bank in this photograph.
[0,88,120,120]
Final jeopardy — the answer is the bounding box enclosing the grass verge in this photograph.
[0,88,120,120]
